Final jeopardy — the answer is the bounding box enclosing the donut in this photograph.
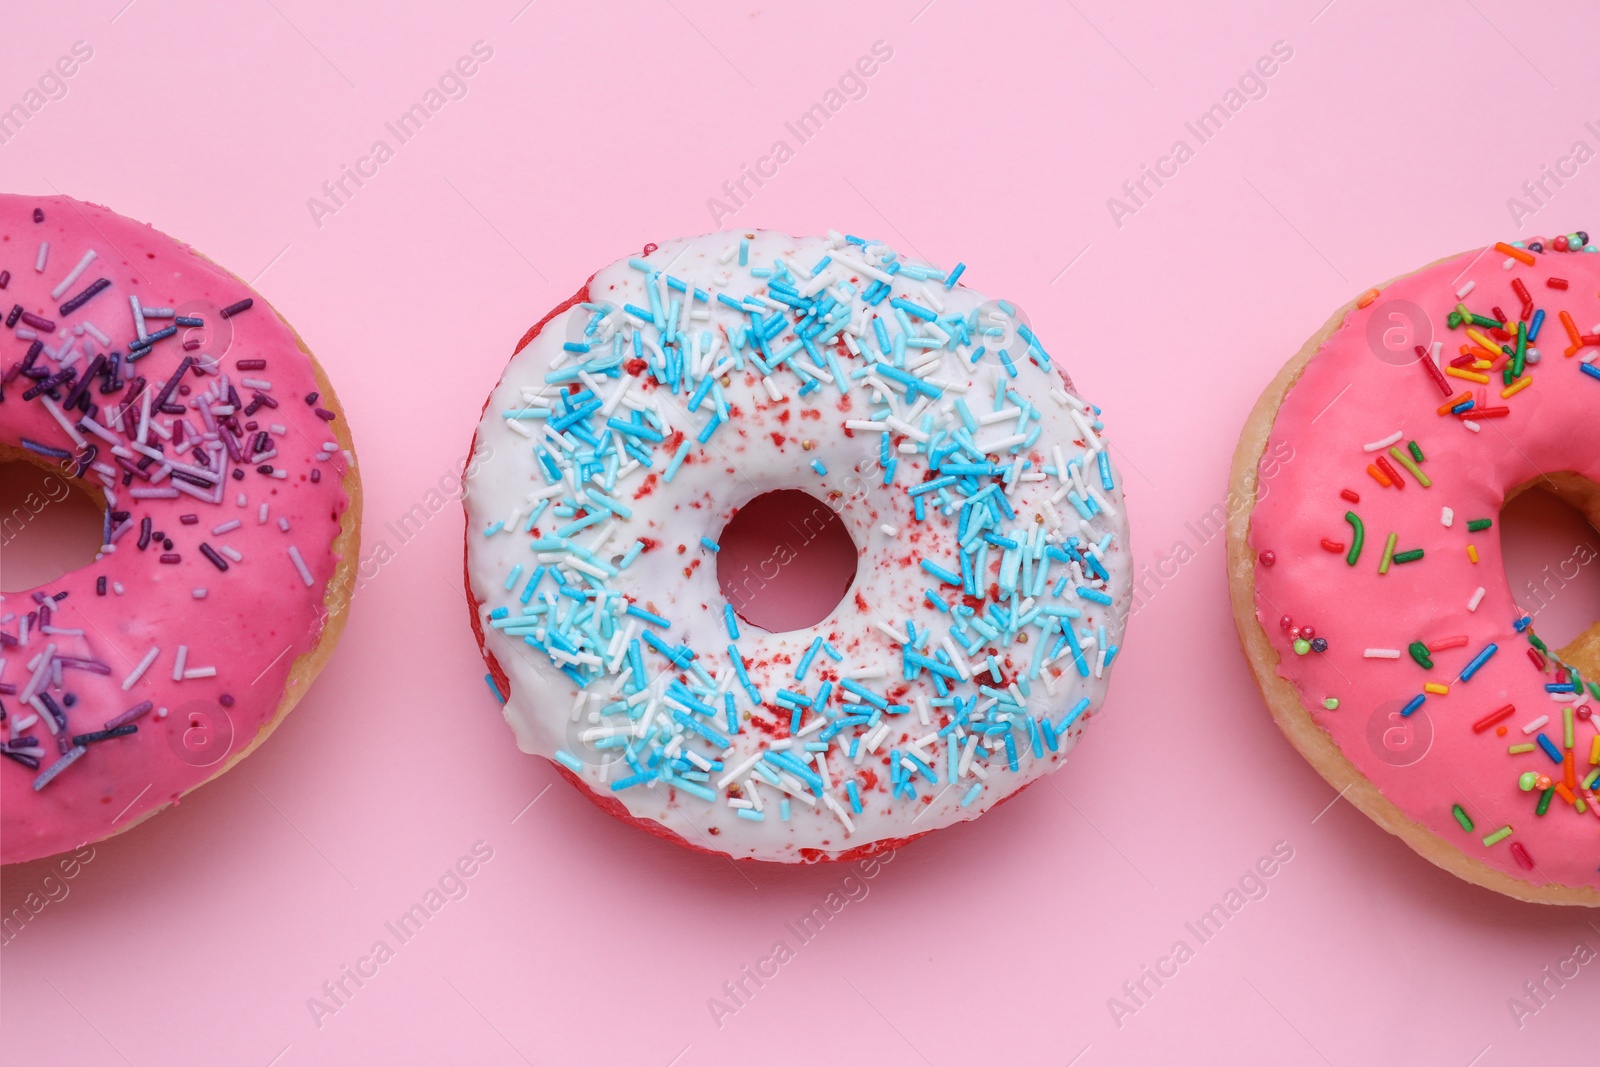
[1227,230,1600,904]
[0,194,360,865]
[464,230,1132,863]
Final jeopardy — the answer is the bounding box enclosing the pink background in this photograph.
[3,0,1599,1063]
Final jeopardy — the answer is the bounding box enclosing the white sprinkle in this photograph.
[83,320,111,345]
[1362,431,1403,452]
[18,643,56,704]
[259,503,270,524]
[1502,257,1516,270]
[183,666,217,680]
[35,241,49,272]
[1467,587,1486,612]
[130,294,147,341]
[1521,714,1550,734]
[219,545,242,563]
[172,645,189,681]
[1441,507,1454,528]
[192,589,207,599]
[212,519,241,535]
[40,396,88,449]
[240,378,272,390]
[49,249,98,300]
[278,517,290,532]
[1461,420,1481,433]
[1363,648,1402,659]
[287,545,315,587]
[879,523,898,537]
[1455,280,1475,299]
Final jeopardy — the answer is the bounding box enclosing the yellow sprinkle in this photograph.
[1501,376,1533,399]
[1446,366,1491,384]
[1424,682,1449,695]
[1590,735,1600,765]
[1467,544,1479,563]
[1472,359,1493,370]
[1466,328,1503,352]
[1509,743,1537,754]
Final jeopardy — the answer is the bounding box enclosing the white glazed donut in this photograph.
[464,230,1132,863]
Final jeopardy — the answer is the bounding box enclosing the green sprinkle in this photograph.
[1446,311,1463,329]
[1529,634,1547,652]
[1344,511,1364,566]
[1466,518,1492,532]
[1388,446,1432,488]
[1536,788,1553,816]
[1565,706,1575,749]
[1408,642,1434,669]
[1482,825,1513,847]
[1323,697,1339,710]
[1379,532,1398,574]
[1294,638,1311,655]
[1451,804,1474,831]
[1518,771,1539,791]
[1392,548,1425,564]
[1407,440,1424,464]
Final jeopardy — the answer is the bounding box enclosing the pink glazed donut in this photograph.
[1229,230,1600,904]
[0,194,360,865]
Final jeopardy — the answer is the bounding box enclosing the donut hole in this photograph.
[1501,482,1600,650]
[0,454,104,592]
[716,489,857,633]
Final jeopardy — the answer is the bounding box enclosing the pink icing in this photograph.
[0,194,351,865]
[1249,240,1600,892]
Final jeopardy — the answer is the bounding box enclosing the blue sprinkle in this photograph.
[1535,733,1564,763]
[1459,643,1498,681]
[701,537,721,553]
[1400,693,1426,717]
[723,603,740,639]
[484,673,506,704]
[960,782,983,807]
[811,459,827,476]
[944,263,966,289]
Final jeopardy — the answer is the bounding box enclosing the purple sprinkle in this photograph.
[5,737,41,750]
[96,576,107,595]
[4,750,41,771]
[236,359,267,371]
[180,514,199,525]
[314,408,336,422]
[6,304,22,327]
[19,311,57,332]
[36,692,68,732]
[0,270,9,289]
[218,694,235,708]
[310,469,321,483]
[32,207,44,223]
[159,552,181,564]
[219,298,254,319]
[304,391,319,405]
[59,277,110,317]
[199,542,229,572]
[106,701,154,729]
[138,516,153,550]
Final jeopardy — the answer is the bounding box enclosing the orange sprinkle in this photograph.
[1495,241,1536,266]
[1438,391,1472,415]
[1356,288,1380,309]
[1467,544,1479,563]
[1554,782,1577,805]
[1367,463,1392,488]
[1565,751,1577,789]
[1560,309,1582,347]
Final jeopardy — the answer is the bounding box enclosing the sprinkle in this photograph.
[121,646,160,690]
[32,745,86,790]
[1363,431,1403,452]
[1343,512,1364,566]
[1473,705,1515,733]
[700,537,721,553]
[1400,694,1426,717]
[219,298,254,319]
[1465,518,1492,532]
[1481,825,1513,847]
[1364,648,1402,659]
[1387,447,1431,488]
[1467,587,1486,612]
[1441,507,1453,527]
[1535,734,1564,763]
[1378,532,1398,574]
[1493,242,1534,266]
[1459,643,1497,681]
[287,545,315,586]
